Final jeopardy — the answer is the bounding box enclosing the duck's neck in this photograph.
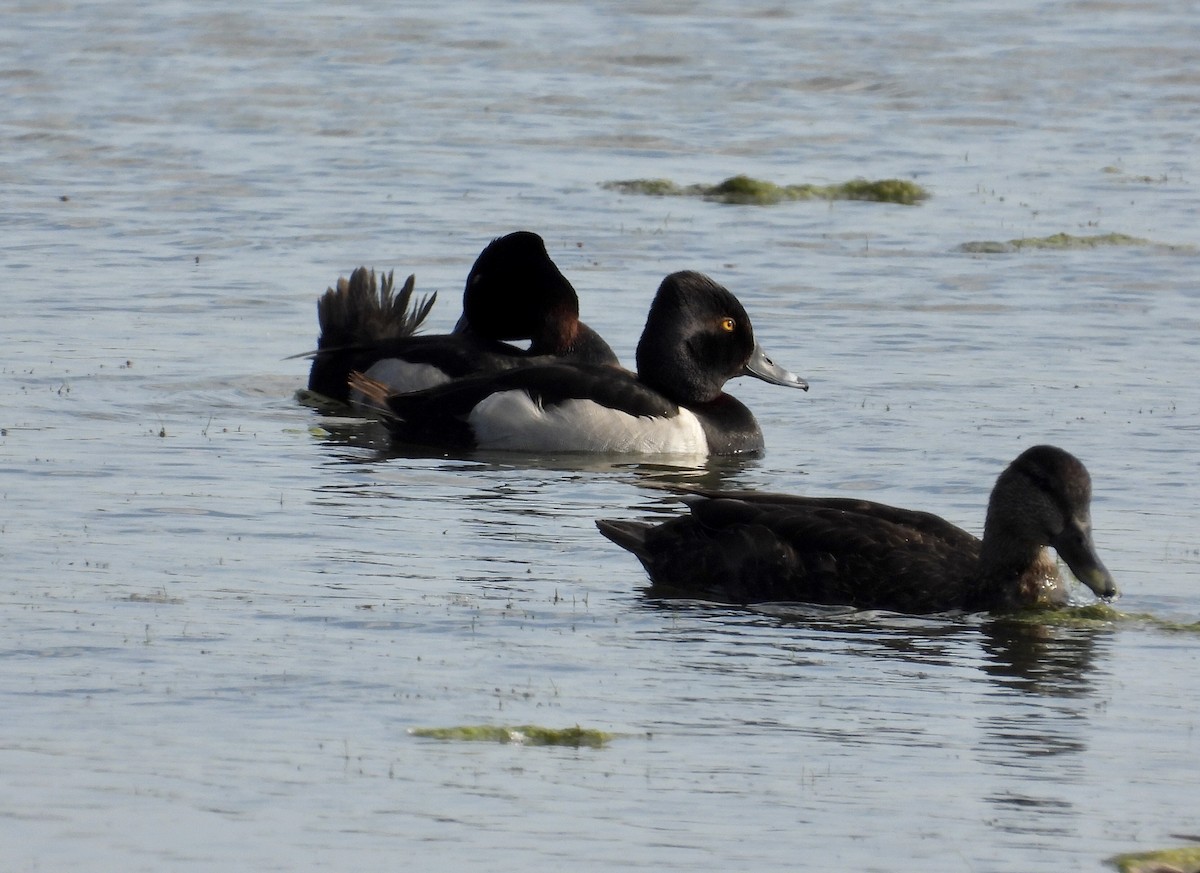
[977,528,1067,611]
[528,303,578,356]
[694,393,763,455]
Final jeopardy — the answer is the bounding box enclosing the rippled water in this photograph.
[3,1,1199,871]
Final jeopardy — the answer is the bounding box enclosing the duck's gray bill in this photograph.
[744,343,809,390]
[1051,519,1118,601]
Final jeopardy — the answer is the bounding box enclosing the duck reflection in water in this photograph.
[980,616,1111,697]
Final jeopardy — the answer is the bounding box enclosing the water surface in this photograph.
[3,2,1198,871]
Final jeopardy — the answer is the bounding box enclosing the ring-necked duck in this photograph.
[350,270,809,456]
[306,231,618,403]
[597,445,1118,612]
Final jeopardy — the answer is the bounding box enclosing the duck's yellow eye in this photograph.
[719,317,736,333]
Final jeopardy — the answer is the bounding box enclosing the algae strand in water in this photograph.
[602,174,929,205]
[1109,845,1200,873]
[410,724,614,747]
[958,232,1195,254]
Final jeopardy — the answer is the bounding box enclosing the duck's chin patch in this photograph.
[468,391,709,455]
[1015,552,1069,608]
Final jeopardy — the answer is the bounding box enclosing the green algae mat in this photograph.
[958,232,1193,253]
[1110,846,1200,873]
[410,724,614,747]
[603,174,929,205]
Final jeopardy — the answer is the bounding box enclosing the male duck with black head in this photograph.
[351,271,809,456]
[306,231,618,404]
[598,445,1118,613]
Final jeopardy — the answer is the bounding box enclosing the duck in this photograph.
[305,231,619,404]
[596,445,1118,613]
[350,270,809,456]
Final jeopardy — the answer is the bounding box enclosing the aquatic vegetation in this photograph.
[833,177,930,205]
[1109,846,1200,873]
[1118,613,1200,634]
[998,602,1123,628]
[607,177,683,197]
[125,591,185,605]
[295,387,349,412]
[1007,232,1147,250]
[958,232,1194,253]
[1102,165,1172,184]
[1001,602,1200,633]
[410,724,614,747]
[602,174,929,205]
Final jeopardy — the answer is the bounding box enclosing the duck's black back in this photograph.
[604,496,985,612]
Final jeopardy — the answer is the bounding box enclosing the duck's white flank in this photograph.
[351,359,451,410]
[467,390,709,454]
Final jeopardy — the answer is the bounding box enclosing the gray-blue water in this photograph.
[3,2,1199,870]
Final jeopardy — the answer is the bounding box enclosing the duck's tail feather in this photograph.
[305,268,436,401]
[316,268,436,350]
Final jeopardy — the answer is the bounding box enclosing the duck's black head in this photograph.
[635,271,807,404]
[459,231,582,352]
[983,445,1117,600]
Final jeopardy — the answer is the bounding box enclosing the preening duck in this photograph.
[596,445,1118,613]
[350,270,809,456]
[305,231,618,403]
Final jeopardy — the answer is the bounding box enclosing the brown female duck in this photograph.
[596,445,1118,613]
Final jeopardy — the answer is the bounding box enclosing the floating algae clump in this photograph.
[410,724,614,747]
[1008,232,1150,250]
[832,177,930,205]
[1110,846,1200,873]
[999,603,1200,633]
[705,174,792,204]
[607,177,685,196]
[998,602,1124,628]
[957,232,1195,254]
[602,174,929,205]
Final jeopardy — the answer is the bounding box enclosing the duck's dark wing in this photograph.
[678,489,979,553]
[312,324,621,405]
[367,362,679,447]
[370,333,531,374]
[598,496,981,613]
[368,327,624,380]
